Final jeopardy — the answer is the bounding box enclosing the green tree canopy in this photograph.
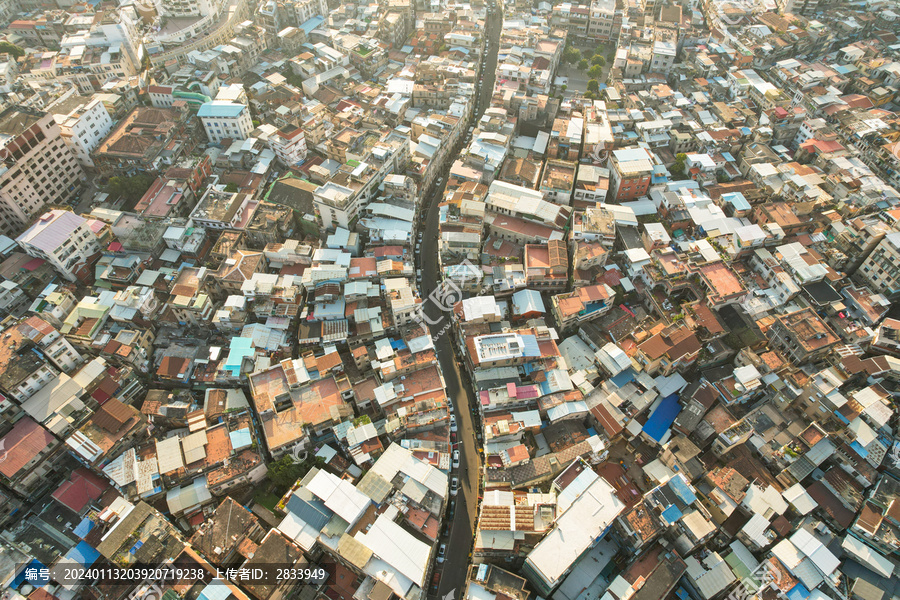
[587,79,599,92]
[588,64,603,78]
[266,454,327,493]
[105,173,155,204]
[562,44,581,64]
[0,42,24,58]
[224,182,239,193]
[577,58,589,71]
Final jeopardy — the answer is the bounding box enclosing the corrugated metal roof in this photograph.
[286,494,333,531]
[306,469,371,526]
[156,436,184,474]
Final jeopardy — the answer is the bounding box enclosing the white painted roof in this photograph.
[370,443,448,498]
[841,535,894,579]
[782,483,816,515]
[355,510,430,586]
[524,476,625,588]
[306,469,371,526]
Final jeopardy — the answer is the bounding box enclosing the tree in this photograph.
[560,84,567,95]
[562,44,580,64]
[591,54,605,66]
[0,42,24,58]
[584,90,597,100]
[224,182,239,193]
[105,173,155,204]
[266,455,327,493]
[587,79,599,92]
[671,152,687,175]
[266,456,302,490]
[577,58,589,71]
[588,64,603,78]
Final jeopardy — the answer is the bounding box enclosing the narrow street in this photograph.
[420,5,502,597]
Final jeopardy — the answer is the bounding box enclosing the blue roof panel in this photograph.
[198,102,246,118]
[643,393,681,443]
[286,495,333,531]
[661,504,683,524]
[668,474,698,505]
[610,368,635,388]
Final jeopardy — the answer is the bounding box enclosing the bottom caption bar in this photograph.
[23,563,330,586]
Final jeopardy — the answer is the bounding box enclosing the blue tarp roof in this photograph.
[668,475,698,505]
[12,560,48,589]
[610,368,636,388]
[66,541,100,567]
[643,393,681,443]
[299,15,325,34]
[786,581,810,600]
[74,517,94,539]
[390,338,407,350]
[850,440,869,457]
[661,505,683,524]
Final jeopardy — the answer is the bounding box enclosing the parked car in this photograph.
[449,414,458,432]
[430,572,441,595]
[437,543,447,563]
[452,450,460,469]
[450,477,459,496]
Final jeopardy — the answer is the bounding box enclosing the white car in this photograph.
[452,450,460,470]
[437,543,446,563]
[449,414,458,432]
[450,477,459,496]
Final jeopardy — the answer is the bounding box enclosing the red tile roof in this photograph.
[0,417,55,478]
[52,468,109,513]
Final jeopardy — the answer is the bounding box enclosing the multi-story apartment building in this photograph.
[549,2,590,40]
[198,102,253,145]
[16,210,103,282]
[268,123,308,169]
[0,106,84,236]
[314,132,410,232]
[588,0,622,42]
[154,0,226,18]
[283,0,327,26]
[609,147,654,201]
[767,307,839,364]
[51,95,115,168]
[856,232,900,297]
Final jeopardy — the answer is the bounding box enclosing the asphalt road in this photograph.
[420,5,502,598]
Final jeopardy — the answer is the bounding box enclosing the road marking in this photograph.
[443,588,456,600]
